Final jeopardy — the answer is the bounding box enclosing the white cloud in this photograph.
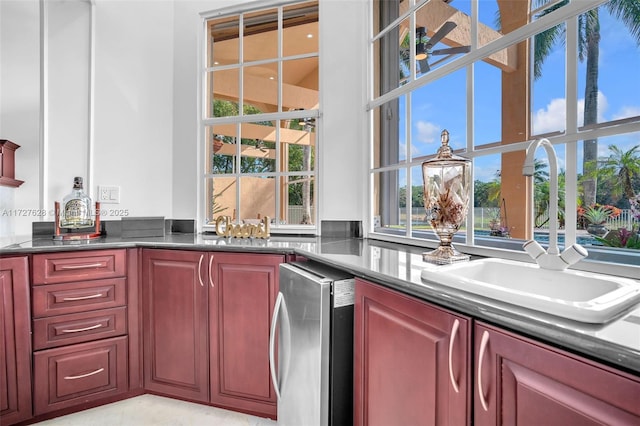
[533,92,609,133]
[612,105,640,121]
[533,98,566,134]
[396,140,424,159]
[577,91,608,126]
[414,121,439,144]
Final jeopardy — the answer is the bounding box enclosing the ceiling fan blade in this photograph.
[428,55,454,69]
[425,21,457,49]
[431,45,471,56]
[418,58,430,74]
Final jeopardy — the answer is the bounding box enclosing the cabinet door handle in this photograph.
[62,323,103,333]
[208,255,214,287]
[269,292,284,400]
[448,319,460,393]
[197,254,204,286]
[477,330,490,411]
[62,293,104,301]
[59,262,104,270]
[64,367,104,380]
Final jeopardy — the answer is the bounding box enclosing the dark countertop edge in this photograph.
[0,239,299,256]
[296,250,640,378]
[2,235,639,377]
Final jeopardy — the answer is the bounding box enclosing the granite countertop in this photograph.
[2,233,639,376]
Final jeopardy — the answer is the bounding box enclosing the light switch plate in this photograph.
[97,185,120,204]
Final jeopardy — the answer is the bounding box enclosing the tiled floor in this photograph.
[33,394,277,425]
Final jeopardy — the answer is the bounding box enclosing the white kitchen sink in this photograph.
[426,258,640,323]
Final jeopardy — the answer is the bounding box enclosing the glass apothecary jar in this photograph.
[422,130,471,264]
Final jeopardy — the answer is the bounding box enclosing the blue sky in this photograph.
[400,1,640,184]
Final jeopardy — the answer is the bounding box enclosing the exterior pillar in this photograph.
[497,0,532,240]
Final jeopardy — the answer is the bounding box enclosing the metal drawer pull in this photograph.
[448,319,460,393]
[62,293,104,301]
[62,323,103,333]
[59,262,105,270]
[198,255,204,286]
[208,255,214,287]
[478,330,490,411]
[64,367,104,380]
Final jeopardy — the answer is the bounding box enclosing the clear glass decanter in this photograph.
[421,130,471,264]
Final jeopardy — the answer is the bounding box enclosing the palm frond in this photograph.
[606,0,640,46]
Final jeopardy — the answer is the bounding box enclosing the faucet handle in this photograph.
[560,244,588,266]
[523,240,545,260]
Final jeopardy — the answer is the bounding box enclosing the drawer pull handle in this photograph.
[478,330,490,411]
[64,367,104,380]
[448,319,460,393]
[208,255,214,287]
[62,293,104,301]
[198,255,204,286]
[62,323,103,333]
[59,262,105,270]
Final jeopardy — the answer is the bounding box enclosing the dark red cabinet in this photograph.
[142,249,283,418]
[0,256,32,425]
[474,322,640,425]
[209,252,281,418]
[142,249,209,402]
[31,249,133,417]
[355,278,471,426]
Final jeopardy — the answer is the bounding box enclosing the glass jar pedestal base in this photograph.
[422,244,470,265]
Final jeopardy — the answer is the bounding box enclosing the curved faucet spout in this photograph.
[523,138,559,255]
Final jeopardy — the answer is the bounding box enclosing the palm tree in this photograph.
[532,0,640,207]
[597,144,640,200]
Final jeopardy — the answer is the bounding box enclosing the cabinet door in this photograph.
[210,252,282,418]
[355,279,471,426]
[0,257,32,425]
[142,249,209,402]
[474,322,640,426]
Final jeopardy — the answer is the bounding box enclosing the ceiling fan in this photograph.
[404,21,471,74]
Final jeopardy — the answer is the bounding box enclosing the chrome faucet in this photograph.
[522,138,588,270]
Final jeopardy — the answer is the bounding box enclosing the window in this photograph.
[200,1,319,232]
[370,0,640,267]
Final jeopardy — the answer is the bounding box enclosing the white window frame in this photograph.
[198,0,320,235]
[367,0,640,278]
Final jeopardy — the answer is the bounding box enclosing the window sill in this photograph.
[369,229,640,280]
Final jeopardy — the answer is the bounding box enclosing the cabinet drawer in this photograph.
[33,336,128,416]
[32,249,126,284]
[32,278,126,318]
[33,307,127,350]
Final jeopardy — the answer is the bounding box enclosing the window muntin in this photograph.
[202,1,319,231]
[371,0,640,267]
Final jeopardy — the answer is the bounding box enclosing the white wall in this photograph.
[0,0,41,236]
[92,0,174,220]
[46,1,91,211]
[317,0,367,224]
[0,0,367,237]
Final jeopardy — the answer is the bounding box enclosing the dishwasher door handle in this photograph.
[269,292,285,400]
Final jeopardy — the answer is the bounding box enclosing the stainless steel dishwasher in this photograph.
[270,261,355,426]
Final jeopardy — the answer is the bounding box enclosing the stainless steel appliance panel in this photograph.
[271,262,354,426]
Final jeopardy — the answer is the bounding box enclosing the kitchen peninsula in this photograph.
[1,233,639,425]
